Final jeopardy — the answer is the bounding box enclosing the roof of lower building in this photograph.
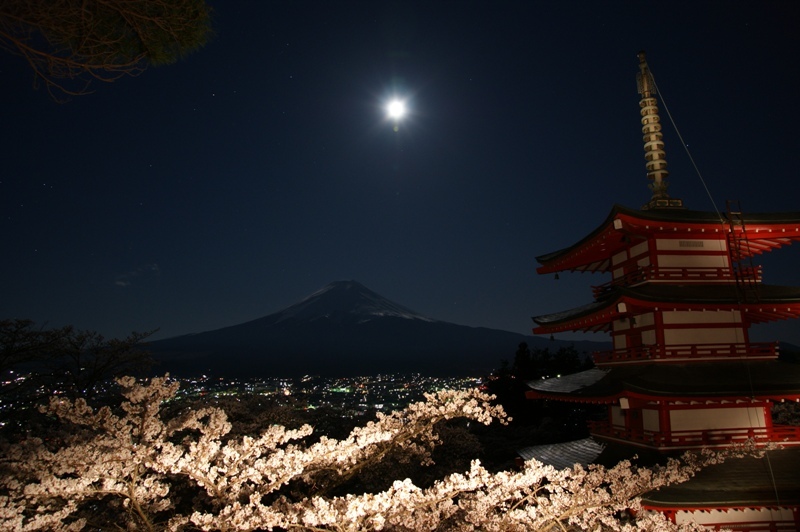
[526,360,800,400]
[526,367,608,393]
[518,437,606,470]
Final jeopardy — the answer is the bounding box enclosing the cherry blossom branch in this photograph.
[0,375,757,531]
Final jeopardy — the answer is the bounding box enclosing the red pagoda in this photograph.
[524,52,800,530]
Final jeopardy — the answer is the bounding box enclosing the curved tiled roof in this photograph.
[527,368,608,393]
[535,204,800,273]
[532,284,800,331]
[518,438,605,470]
[643,448,800,507]
[527,361,800,399]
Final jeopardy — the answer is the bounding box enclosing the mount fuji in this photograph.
[148,280,605,377]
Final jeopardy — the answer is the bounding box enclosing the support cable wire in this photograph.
[648,64,783,512]
[648,71,724,223]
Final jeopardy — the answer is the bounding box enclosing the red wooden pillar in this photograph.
[659,400,671,445]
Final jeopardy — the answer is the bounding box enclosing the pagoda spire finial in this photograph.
[637,51,683,210]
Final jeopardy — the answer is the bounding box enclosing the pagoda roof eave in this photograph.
[525,361,800,399]
[525,389,620,403]
[532,284,800,334]
[535,204,628,274]
[641,448,800,508]
[536,204,800,274]
[532,298,616,331]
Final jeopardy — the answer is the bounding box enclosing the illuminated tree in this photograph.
[0,0,212,97]
[0,375,750,531]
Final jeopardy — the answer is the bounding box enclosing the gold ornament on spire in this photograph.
[637,51,683,210]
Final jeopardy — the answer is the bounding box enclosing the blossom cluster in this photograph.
[0,375,736,531]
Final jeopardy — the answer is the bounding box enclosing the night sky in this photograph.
[3,1,800,347]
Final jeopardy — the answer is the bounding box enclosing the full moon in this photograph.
[387,100,406,120]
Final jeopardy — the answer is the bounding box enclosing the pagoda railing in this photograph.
[588,421,800,449]
[591,265,762,299]
[657,520,797,532]
[592,342,778,365]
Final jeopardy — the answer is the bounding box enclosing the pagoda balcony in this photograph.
[592,342,779,365]
[591,265,762,299]
[587,420,800,450]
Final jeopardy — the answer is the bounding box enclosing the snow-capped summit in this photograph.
[148,280,606,377]
[274,280,434,324]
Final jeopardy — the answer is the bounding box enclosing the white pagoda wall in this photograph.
[663,328,744,345]
[611,241,649,280]
[653,238,730,275]
[613,335,625,350]
[669,407,766,431]
[610,405,625,428]
[642,408,659,432]
[661,310,745,346]
[605,233,752,352]
[612,313,656,349]
[655,238,728,253]
[674,507,795,527]
[641,329,657,345]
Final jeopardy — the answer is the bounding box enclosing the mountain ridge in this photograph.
[148,281,608,377]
